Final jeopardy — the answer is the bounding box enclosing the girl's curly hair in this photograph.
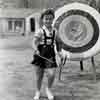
[40,8,55,20]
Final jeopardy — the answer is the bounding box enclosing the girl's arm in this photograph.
[54,35,63,58]
[54,36,63,66]
[32,29,43,52]
[55,35,62,52]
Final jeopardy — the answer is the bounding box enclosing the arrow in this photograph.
[36,54,54,63]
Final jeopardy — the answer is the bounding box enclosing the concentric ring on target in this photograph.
[59,15,94,47]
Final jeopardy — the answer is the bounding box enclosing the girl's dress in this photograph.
[31,28,58,69]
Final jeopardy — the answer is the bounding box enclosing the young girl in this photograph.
[31,8,62,100]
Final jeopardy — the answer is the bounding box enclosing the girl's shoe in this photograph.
[33,91,40,100]
[45,88,54,100]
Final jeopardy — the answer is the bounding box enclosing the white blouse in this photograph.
[33,25,58,54]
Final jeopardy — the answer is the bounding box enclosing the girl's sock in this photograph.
[45,87,54,100]
[33,91,40,100]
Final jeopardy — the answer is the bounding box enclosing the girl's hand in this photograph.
[34,49,40,55]
[56,52,63,60]
[55,52,63,66]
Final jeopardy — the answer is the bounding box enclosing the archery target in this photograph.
[59,15,93,48]
[53,2,100,60]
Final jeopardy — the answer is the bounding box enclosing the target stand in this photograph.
[58,56,96,81]
[53,2,100,81]
[80,57,95,71]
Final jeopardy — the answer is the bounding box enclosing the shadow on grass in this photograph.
[59,71,100,82]
[57,72,100,88]
[40,95,91,100]
[40,95,73,100]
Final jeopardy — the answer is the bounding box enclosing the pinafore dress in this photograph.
[31,29,57,69]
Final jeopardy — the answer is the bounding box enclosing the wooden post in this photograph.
[91,56,96,82]
[80,61,84,71]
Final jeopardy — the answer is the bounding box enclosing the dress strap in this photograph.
[51,30,55,45]
[42,28,55,45]
[42,29,47,45]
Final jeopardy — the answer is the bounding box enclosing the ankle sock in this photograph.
[34,91,40,100]
[45,88,54,100]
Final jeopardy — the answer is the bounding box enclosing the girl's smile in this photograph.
[42,15,54,29]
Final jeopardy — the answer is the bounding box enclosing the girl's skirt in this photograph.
[31,44,57,69]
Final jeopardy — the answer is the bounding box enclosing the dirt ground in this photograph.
[0,36,100,100]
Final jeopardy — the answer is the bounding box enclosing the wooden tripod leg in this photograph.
[80,61,84,71]
[91,57,96,82]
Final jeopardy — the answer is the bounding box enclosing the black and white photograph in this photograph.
[0,0,100,100]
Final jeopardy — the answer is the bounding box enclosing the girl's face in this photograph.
[42,14,54,28]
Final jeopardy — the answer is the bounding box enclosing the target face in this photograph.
[53,3,100,60]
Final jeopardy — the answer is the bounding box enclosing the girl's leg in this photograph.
[34,67,44,99]
[45,68,56,100]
